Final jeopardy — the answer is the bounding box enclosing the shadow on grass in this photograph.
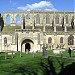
[11,65,38,75]
[58,62,75,75]
[40,57,57,75]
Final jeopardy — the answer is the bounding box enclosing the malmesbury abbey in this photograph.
[0,10,75,52]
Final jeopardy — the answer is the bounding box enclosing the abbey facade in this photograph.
[0,11,75,52]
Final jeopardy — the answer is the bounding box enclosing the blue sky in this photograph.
[0,0,74,13]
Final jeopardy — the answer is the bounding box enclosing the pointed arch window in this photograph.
[48,37,52,44]
[55,15,59,24]
[68,35,74,45]
[4,37,7,46]
[16,15,20,25]
[46,15,50,24]
[65,15,68,24]
[6,15,10,25]
[36,15,40,24]
[60,37,63,43]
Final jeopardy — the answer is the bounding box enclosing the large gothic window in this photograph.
[60,37,63,43]
[16,15,20,25]
[36,15,40,24]
[55,15,59,24]
[46,15,50,24]
[68,35,74,45]
[65,15,68,24]
[4,37,7,46]
[6,15,10,25]
[48,37,52,44]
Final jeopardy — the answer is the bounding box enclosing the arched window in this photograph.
[48,37,52,43]
[4,37,7,46]
[16,15,20,25]
[46,15,50,24]
[26,14,30,19]
[55,15,59,24]
[68,35,74,45]
[6,15,10,25]
[36,15,40,24]
[60,37,63,43]
[65,15,68,24]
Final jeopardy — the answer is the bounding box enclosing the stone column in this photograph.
[59,16,61,26]
[43,26,45,32]
[54,34,57,49]
[54,12,56,32]
[11,14,16,26]
[3,15,6,26]
[64,12,67,32]
[64,34,68,48]
[32,16,35,29]
[15,33,18,51]
[43,14,45,32]
[54,18,56,32]
[32,11,35,29]
[43,33,46,45]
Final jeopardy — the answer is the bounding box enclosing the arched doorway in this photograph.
[25,43,30,52]
[21,39,34,52]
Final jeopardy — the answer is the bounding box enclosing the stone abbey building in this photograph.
[0,11,75,52]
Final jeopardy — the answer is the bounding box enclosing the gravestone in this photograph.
[42,44,47,58]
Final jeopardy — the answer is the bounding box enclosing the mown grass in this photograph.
[0,50,75,75]
[46,50,75,57]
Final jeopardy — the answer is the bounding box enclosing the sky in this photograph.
[0,0,74,13]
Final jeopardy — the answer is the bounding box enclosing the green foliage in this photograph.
[0,51,75,75]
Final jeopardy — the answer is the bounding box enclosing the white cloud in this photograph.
[17,1,56,11]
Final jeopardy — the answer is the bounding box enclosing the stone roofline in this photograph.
[3,10,75,14]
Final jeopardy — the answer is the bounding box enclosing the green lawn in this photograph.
[47,50,75,57]
[0,51,75,75]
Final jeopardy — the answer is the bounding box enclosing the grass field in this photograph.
[0,50,75,75]
[47,50,75,57]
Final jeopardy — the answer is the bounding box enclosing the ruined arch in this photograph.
[16,15,20,25]
[6,15,11,25]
